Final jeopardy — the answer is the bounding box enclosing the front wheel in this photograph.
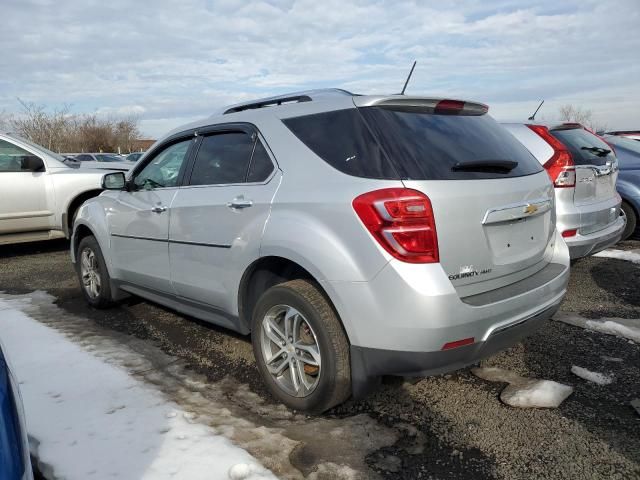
[621,201,637,241]
[76,235,115,309]
[251,279,351,413]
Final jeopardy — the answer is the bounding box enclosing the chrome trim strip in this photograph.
[111,233,231,249]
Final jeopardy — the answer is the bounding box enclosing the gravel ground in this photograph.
[1,239,639,479]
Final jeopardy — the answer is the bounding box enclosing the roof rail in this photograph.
[221,88,354,115]
[223,94,312,114]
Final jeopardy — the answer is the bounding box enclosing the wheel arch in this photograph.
[64,189,104,237]
[237,256,351,344]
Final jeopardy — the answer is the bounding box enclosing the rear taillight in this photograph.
[562,229,577,238]
[527,124,576,188]
[353,188,439,263]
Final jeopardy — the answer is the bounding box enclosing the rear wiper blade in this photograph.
[581,146,611,157]
[451,160,518,174]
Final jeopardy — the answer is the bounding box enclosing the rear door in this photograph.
[169,127,280,313]
[356,103,554,296]
[550,126,618,206]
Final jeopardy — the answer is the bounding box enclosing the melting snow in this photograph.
[571,366,614,385]
[594,248,640,264]
[0,295,275,480]
[472,367,573,408]
[554,312,640,344]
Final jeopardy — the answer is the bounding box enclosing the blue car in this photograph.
[0,342,32,480]
[605,135,640,240]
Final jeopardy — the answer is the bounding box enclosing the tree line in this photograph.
[0,100,142,154]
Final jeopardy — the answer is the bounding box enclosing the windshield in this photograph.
[95,154,123,162]
[9,135,67,163]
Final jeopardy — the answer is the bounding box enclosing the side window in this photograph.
[247,141,274,182]
[134,139,192,190]
[0,139,40,172]
[189,132,254,186]
[76,154,92,162]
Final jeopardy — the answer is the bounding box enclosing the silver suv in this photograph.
[72,90,570,412]
[503,122,625,259]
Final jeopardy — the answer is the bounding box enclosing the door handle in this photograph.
[227,197,253,209]
[151,205,167,213]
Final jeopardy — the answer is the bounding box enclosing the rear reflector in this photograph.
[527,124,576,188]
[562,229,578,238]
[353,188,439,263]
[442,338,475,350]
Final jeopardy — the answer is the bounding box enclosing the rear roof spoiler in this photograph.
[353,96,489,115]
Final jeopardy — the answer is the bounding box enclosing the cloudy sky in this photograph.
[2,0,639,138]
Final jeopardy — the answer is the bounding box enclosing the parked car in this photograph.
[0,132,111,245]
[0,340,33,480]
[72,89,570,413]
[70,153,132,171]
[604,134,640,239]
[125,152,144,162]
[502,122,625,259]
[605,130,640,142]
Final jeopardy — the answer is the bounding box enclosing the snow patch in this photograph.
[0,295,275,480]
[594,248,640,264]
[571,366,614,385]
[554,312,640,344]
[472,367,573,408]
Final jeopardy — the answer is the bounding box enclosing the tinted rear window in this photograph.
[283,109,397,179]
[550,128,614,166]
[284,108,543,180]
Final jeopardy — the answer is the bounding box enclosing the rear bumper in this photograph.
[565,214,626,259]
[320,231,570,397]
[350,299,561,398]
[555,192,624,258]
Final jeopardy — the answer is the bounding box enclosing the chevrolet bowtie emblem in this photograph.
[524,204,538,214]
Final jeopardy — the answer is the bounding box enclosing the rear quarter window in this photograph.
[282,109,398,179]
[550,128,614,166]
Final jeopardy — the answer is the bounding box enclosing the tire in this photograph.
[621,201,637,241]
[251,279,351,413]
[76,235,115,309]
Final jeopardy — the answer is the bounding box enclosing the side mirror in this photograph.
[102,171,127,190]
[21,155,45,172]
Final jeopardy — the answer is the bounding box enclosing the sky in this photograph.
[1,0,639,138]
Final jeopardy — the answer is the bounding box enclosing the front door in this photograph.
[169,130,280,314]
[0,139,52,234]
[108,137,196,293]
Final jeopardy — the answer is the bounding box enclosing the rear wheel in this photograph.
[76,235,114,309]
[251,279,351,413]
[621,201,637,240]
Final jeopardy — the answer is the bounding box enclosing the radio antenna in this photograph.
[400,60,417,95]
[528,100,544,121]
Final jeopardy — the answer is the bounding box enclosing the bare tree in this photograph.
[8,100,142,153]
[558,104,608,133]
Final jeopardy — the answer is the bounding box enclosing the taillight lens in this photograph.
[562,229,578,238]
[527,124,576,188]
[353,188,439,263]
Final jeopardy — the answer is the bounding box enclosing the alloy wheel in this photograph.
[80,248,101,299]
[260,304,322,398]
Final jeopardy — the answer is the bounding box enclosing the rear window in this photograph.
[283,108,543,180]
[550,128,614,166]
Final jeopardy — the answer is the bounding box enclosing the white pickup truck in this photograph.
[0,133,110,245]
